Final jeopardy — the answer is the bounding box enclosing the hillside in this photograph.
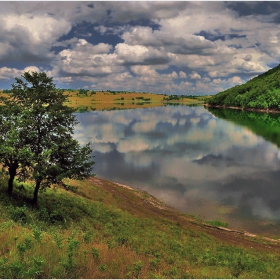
[1,173,280,278]
[207,64,280,111]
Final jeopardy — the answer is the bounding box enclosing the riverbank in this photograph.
[95,177,280,250]
[1,174,280,278]
[204,103,280,114]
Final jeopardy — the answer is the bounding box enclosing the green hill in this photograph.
[1,173,280,278]
[207,64,280,110]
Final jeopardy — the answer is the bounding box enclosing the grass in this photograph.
[0,90,210,111]
[0,173,280,278]
[63,90,206,111]
[206,220,229,228]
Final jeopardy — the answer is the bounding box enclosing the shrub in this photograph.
[8,205,28,223]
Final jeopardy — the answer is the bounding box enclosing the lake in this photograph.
[74,105,280,237]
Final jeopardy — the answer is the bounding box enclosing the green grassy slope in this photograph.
[1,173,280,278]
[207,64,280,110]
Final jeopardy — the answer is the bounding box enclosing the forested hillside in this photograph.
[207,64,280,110]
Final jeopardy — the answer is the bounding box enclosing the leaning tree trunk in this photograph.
[7,163,18,196]
[32,179,41,205]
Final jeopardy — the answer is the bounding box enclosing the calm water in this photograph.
[74,106,280,236]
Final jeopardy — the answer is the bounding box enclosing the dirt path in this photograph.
[89,177,280,254]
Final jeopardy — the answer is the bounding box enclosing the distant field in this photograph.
[0,90,210,111]
[65,90,208,111]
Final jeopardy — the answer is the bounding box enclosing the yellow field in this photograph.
[0,90,208,111]
[65,91,162,110]
[65,90,205,111]
[0,92,8,99]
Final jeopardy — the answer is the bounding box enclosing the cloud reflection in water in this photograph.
[74,106,280,234]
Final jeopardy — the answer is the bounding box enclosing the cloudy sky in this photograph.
[1,1,280,95]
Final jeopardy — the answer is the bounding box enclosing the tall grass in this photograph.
[0,172,280,278]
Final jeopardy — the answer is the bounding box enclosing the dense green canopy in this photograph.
[0,72,94,204]
[208,64,280,110]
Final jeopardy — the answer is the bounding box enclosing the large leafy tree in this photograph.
[0,103,32,196]
[0,72,94,204]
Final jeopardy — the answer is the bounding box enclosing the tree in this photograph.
[0,118,31,196]
[0,92,33,196]
[0,72,94,204]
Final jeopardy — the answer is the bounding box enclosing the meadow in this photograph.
[1,172,280,279]
[64,90,207,111]
[0,89,210,111]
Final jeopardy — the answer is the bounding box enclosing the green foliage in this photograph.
[206,220,229,228]
[53,231,64,250]
[0,173,280,278]
[99,264,107,272]
[49,210,67,224]
[3,233,45,278]
[78,89,88,96]
[2,89,12,94]
[127,261,143,278]
[0,71,94,204]
[0,97,33,195]
[163,94,181,101]
[208,63,280,110]
[163,94,205,102]
[91,247,100,260]
[8,205,28,223]
[32,226,43,243]
[65,234,80,270]
[17,236,33,255]
[83,231,93,243]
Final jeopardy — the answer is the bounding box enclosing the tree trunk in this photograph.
[7,164,17,196]
[32,180,41,205]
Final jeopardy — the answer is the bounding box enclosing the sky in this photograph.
[1,1,280,95]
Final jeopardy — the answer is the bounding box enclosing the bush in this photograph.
[8,205,28,223]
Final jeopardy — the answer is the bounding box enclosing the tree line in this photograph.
[208,63,280,110]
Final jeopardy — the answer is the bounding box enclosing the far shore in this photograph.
[204,103,280,114]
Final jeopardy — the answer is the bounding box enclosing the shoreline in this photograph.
[204,103,280,114]
[94,176,280,246]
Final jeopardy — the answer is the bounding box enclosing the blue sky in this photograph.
[1,1,280,95]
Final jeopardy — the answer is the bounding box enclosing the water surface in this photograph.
[74,106,280,236]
